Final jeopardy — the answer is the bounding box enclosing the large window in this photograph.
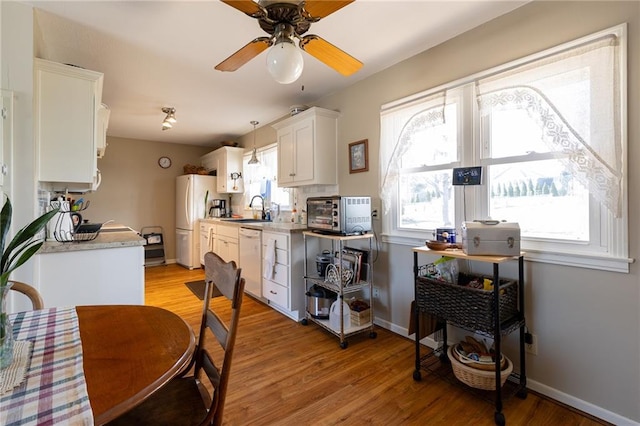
[242,143,292,213]
[380,25,629,272]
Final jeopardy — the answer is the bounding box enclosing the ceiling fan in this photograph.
[215,0,363,84]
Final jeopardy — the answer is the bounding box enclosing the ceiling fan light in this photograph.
[162,120,172,131]
[266,41,303,84]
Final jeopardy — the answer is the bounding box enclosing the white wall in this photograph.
[1,2,38,308]
[312,2,639,424]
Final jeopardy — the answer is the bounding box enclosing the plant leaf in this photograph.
[1,241,44,279]
[0,198,58,274]
[0,197,12,262]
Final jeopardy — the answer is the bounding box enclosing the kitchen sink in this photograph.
[221,218,272,223]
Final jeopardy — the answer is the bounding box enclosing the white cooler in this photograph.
[461,221,520,256]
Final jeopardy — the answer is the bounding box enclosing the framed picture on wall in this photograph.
[349,139,369,174]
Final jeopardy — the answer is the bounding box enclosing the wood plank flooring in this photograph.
[144,264,609,426]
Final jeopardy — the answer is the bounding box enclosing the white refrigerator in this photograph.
[176,174,219,269]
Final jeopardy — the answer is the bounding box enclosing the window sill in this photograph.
[381,234,634,273]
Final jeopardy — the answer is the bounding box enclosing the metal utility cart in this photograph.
[141,226,166,266]
[411,246,527,426]
[301,231,377,349]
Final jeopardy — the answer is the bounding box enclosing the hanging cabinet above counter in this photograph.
[272,107,339,187]
[200,146,244,193]
[34,58,108,192]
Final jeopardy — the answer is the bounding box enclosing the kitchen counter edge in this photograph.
[201,218,308,233]
[38,228,146,254]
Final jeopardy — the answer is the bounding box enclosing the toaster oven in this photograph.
[306,196,372,235]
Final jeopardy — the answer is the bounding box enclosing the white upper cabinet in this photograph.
[272,107,339,187]
[96,103,110,159]
[35,59,104,189]
[200,146,244,193]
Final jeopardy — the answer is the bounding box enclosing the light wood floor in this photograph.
[145,264,609,426]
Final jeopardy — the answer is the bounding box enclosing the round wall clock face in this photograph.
[158,156,172,169]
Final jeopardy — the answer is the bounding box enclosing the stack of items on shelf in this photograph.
[448,336,513,390]
[330,247,369,287]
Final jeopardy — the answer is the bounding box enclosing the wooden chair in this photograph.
[108,251,245,426]
[9,280,44,310]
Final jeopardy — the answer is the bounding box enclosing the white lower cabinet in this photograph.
[262,231,305,321]
[36,246,144,307]
[215,223,239,264]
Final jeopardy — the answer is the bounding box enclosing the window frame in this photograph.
[381,24,630,273]
[242,143,293,211]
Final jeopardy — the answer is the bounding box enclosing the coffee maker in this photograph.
[209,199,227,218]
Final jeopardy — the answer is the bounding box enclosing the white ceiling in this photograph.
[27,0,527,147]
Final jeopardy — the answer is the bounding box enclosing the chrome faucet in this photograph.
[249,195,266,220]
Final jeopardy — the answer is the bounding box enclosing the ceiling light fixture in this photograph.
[161,107,176,131]
[248,120,260,165]
[266,24,303,84]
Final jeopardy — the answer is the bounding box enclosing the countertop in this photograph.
[201,217,308,233]
[39,224,146,254]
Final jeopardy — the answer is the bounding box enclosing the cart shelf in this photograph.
[411,246,527,425]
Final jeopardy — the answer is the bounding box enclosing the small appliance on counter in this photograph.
[208,199,227,218]
[315,250,332,278]
[306,196,372,235]
[306,285,337,319]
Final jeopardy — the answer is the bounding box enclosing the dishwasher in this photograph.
[239,227,262,298]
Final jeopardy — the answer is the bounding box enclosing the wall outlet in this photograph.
[525,333,538,355]
[373,287,380,298]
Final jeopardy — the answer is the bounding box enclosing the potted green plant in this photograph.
[0,196,58,369]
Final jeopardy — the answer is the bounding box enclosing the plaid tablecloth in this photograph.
[0,307,94,425]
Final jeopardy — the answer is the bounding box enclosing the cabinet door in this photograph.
[277,126,295,185]
[291,118,314,184]
[0,90,13,189]
[96,104,110,158]
[35,59,103,184]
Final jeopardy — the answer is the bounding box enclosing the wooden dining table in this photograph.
[77,305,196,425]
[1,305,195,425]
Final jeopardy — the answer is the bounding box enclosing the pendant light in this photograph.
[248,120,259,165]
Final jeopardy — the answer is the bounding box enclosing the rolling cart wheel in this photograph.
[494,411,505,426]
[413,370,422,381]
[301,318,308,326]
[340,341,348,349]
[369,331,377,339]
[516,387,528,399]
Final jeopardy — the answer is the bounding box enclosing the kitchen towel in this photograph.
[263,237,276,280]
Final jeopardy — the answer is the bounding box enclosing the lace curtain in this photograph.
[379,92,446,213]
[476,35,622,217]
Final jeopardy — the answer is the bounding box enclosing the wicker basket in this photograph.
[447,346,513,390]
[415,272,518,333]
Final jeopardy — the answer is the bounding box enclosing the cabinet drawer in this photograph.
[265,262,288,287]
[263,279,288,309]
[263,233,289,266]
[217,224,239,239]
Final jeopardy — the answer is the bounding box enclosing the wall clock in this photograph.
[158,156,172,169]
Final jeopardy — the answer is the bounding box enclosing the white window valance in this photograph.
[379,91,446,213]
[476,34,622,216]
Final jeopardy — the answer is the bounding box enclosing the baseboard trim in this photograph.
[373,316,638,426]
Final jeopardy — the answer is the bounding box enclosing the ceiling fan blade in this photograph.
[215,37,271,72]
[299,35,362,76]
[302,1,354,20]
[220,0,262,17]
